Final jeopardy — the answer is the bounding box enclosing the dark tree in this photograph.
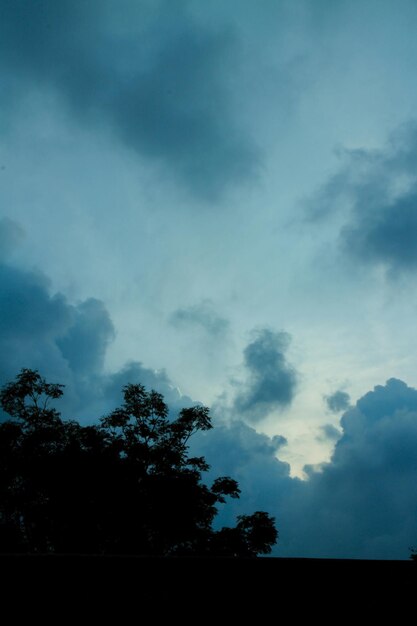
[211,512,278,557]
[0,369,278,556]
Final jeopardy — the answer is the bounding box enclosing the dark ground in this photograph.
[5,555,411,617]
[1,554,414,615]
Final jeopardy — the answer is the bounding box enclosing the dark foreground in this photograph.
[2,555,414,618]
[2,555,415,586]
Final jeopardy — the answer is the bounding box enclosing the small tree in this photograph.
[0,369,278,556]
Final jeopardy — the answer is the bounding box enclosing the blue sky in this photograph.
[2,0,417,558]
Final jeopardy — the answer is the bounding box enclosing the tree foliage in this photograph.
[0,369,277,556]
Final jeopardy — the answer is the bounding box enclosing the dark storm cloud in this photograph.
[193,377,417,558]
[0,250,189,420]
[169,300,229,337]
[56,299,115,375]
[98,360,194,421]
[0,216,113,387]
[342,187,417,270]
[191,417,296,534]
[208,373,417,559]
[0,262,111,407]
[282,378,417,559]
[0,264,70,345]
[233,329,297,422]
[0,0,259,198]
[310,123,417,273]
[325,390,350,413]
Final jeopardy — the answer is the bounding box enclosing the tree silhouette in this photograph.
[0,369,277,556]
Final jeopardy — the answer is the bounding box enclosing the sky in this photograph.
[1,0,417,559]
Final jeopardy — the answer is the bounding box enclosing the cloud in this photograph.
[325,390,350,413]
[281,378,417,559]
[316,423,342,442]
[0,260,111,416]
[169,300,229,337]
[191,417,296,532]
[233,328,297,422]
[97,360,194,421]
[309,122,417,273]
[0,264,70,350]
[0,0,259,198]
[342,187,417,271]
[271,434,288,449]
[205,376,417,559]
[0,251,191,421]
[56,299,115,376]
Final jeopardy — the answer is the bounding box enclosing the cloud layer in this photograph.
[0,0,258,198]
[284,378,417,558]
[206,378,417,559]
[310,123,417,274]
[0,218,189,421]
